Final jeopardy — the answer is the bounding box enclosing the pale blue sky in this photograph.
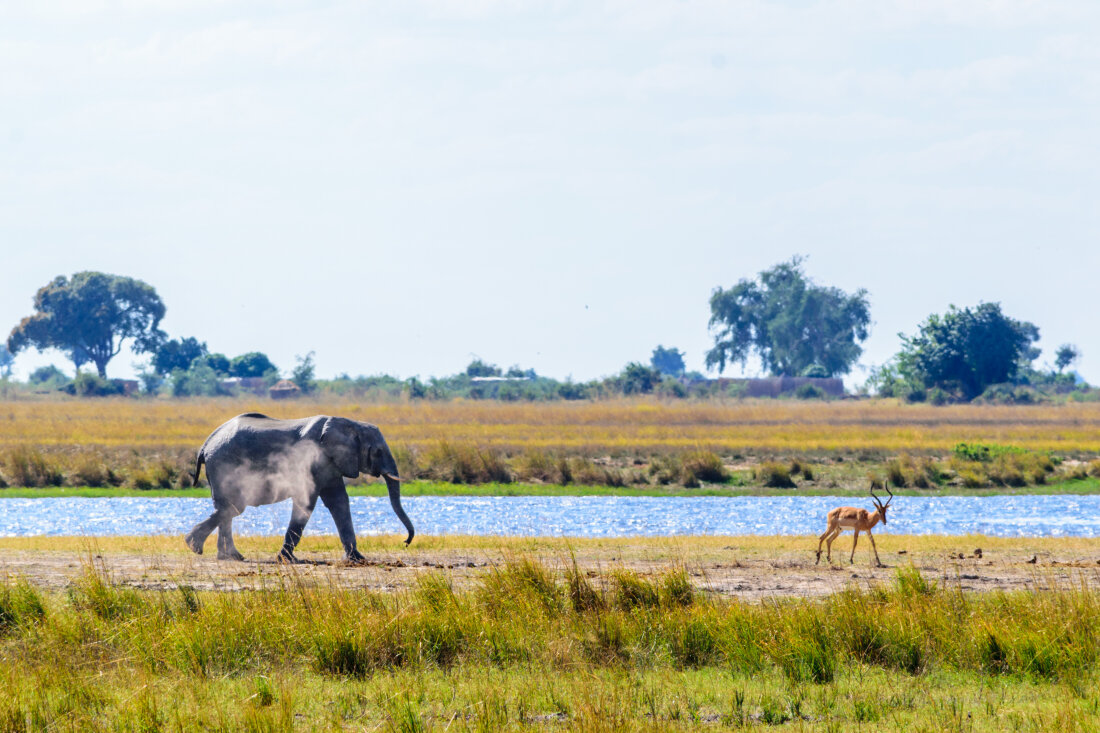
[3,1,1098,385]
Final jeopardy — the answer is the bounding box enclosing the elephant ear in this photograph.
[320,417,361,478]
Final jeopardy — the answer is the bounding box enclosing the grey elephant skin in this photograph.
[186,413,414,563]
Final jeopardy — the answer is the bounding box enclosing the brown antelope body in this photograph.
[815,485,893,566]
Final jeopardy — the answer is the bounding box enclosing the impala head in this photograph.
[870,483,894,524]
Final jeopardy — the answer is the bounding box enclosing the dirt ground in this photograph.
[3,534,1100,599]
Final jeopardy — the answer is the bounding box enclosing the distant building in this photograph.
[114,379,140,396]
[715,377,845,398]
[269,379,301,400]
[220,377,268,395]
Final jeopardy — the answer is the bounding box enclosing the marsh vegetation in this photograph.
[2,549,1099,731]
[2,399,1099,494]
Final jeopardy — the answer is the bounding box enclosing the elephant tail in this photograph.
[191,450,206,487]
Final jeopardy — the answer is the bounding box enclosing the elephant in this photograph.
[185,413,414,563]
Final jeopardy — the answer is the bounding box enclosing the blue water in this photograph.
[0,495,1095,538]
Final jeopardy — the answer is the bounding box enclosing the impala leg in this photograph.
[868,530,882,567]
[825,527,841,563]
[816,522,836,564]
[849,529,860,564]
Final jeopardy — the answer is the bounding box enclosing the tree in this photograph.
[1055,344,1080,374]
[618,362,661,395]
[229,352,277,378]
[291,351,316,394]
[706,257,870,377]
[896,302,1040,400]
[7,272,166,378]
[29,364,68,387]
[465,359,501,378]
[0,344,12,380]
[150,337,208,375]
[651,345,685,377]
[197,352,230,375]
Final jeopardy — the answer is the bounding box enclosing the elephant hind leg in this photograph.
[215,505,245,561]
[186,512,221,555]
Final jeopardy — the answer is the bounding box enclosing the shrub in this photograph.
[68,452,116,487]
[567,563,604,613]
[659,568,694,608]
[66,373,125,397]
[959,469,987,488]
[422,441,512,484]
[611,570,659,610]
[885,457,909,487]
[755,461,796,488]
[514,450,562,483]
[1089,460,1100,478]
[568,458,625,487]
[0,580,46,633]
[1,446,64,487]
[794,383,826,400]
[680,451,729,484]
[647,455,682,485]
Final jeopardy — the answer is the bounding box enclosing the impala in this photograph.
[815,485,893,567]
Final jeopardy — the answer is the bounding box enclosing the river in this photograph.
[0,494,1095,537]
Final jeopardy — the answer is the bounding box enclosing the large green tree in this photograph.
[651,345,686,377]
[7,272,166,378]
[897,302,1039,400]
[229,352,277,378]
[149,336,208,375]
[705,257,871,377]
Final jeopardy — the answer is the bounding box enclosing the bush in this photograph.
[1,446,64,487]
[755,461,796,488]
[794,383,827,400]
[66,373,125,397]
[68,452,117,487]
[568,458,625,487]
[611,570,659,610]
[514,450,563,483]
[422,442,512,484]
[680,451,729,484]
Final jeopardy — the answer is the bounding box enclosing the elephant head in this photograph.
[320,417,415,545]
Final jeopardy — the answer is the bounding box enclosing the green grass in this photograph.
[2,475,1099,498]
[2,558,1100,730]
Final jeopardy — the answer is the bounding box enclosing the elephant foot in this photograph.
[344,550,367,566]
[184,532,204,555]
[277,550,302,564]
[217,548,246,561]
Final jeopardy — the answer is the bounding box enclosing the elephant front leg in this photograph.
[186,511,221,554]
[279,497,317,563]
[320,490,365,564]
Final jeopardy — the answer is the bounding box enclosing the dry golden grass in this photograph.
[2,397,1100,455]
[3,532,1099,558]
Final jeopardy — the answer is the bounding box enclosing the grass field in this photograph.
[3,539,1100,731]
[4,398,1100,453]
[2,398,1100,493]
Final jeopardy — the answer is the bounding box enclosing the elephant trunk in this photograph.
[385,473,415,546]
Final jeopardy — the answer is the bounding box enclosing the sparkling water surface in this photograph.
[0,495,1096,537]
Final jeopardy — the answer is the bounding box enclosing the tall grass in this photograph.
[3,398,1100,454]
[2,558,1100,729]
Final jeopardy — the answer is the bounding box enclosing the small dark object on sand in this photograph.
[1027,555,1037,564]
[973,548,982,559]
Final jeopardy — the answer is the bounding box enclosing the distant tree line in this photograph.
[2,266,1091,404]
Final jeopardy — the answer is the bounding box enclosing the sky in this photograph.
[3,0,1099,386]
